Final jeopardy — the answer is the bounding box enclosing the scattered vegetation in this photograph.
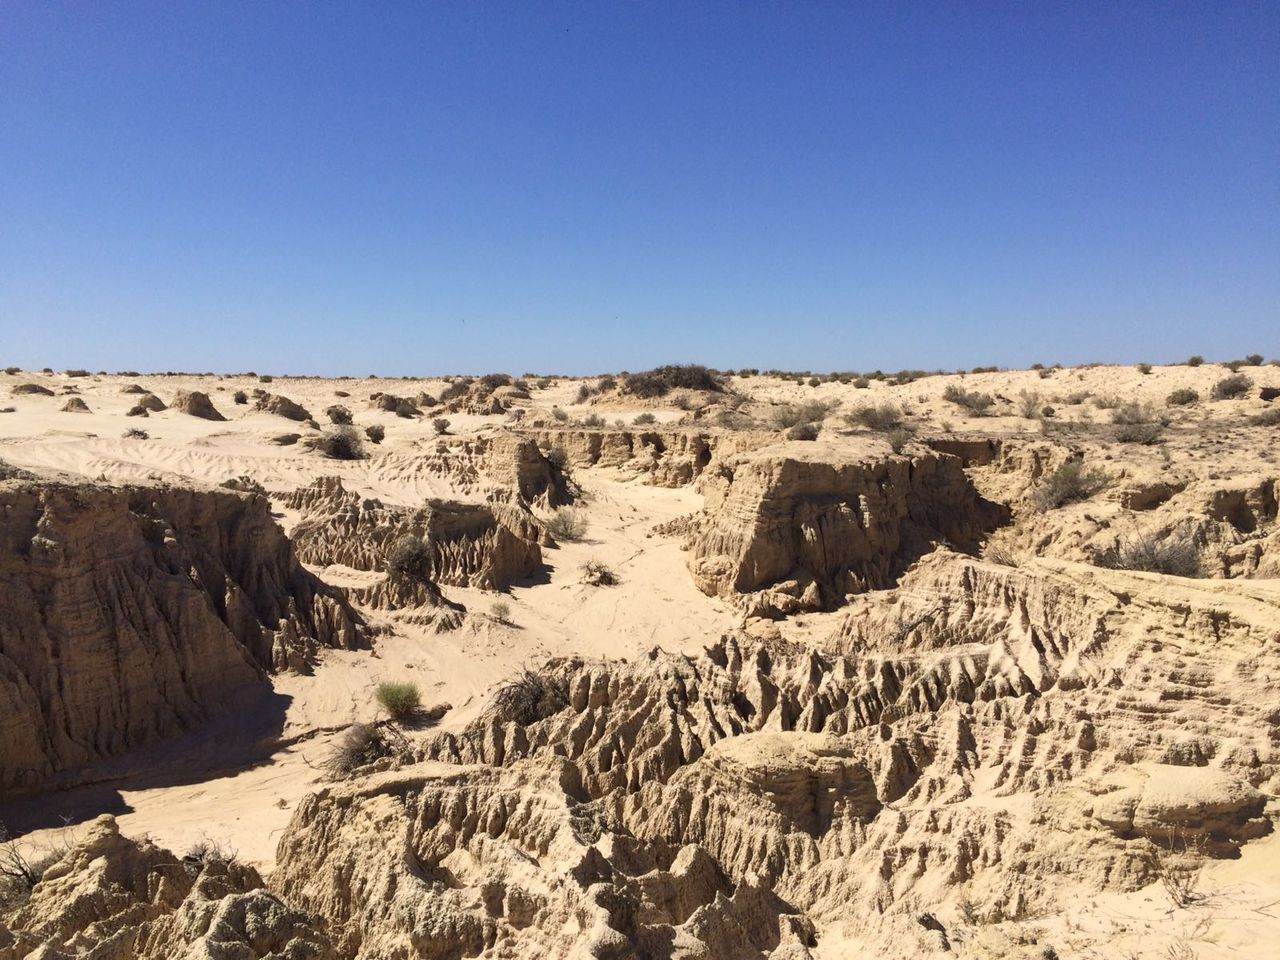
[376,681,422,722]
[581,413,606,428]
[580,558,618,586]
[1111,402,1167,444]
[1,823,66,910]
[432,417,450,434]
[181,839,238,878]
[233,390,248,404]
[1155,829,1206,909]
[64,369,90,378]
[1249,408,1280,427]
[1032,460,1111,511]
[1210,373,1252,399]
[546,507,588,541]
[770,400,834,431]
[622,364,722,398]
[122,427,148,439]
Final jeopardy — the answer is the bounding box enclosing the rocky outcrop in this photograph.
[524,426,773,487]
[59,397,89,413]
[684,441,1008,615]
[0,478,364,800]
[170,390,225,421]
[0,815,335,960]
[391,430,569,508]
[285,476,545,589]
[254,392,312,421]
[269,554,1278,957]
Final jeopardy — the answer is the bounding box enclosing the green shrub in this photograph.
[1114,421,1164,444]
[1032,460,1111,511]
[64,369,90,377]
[376,682,421,722]
[853,377,870,389]
[1186,355,1203,367]
[1223,359,1245,373]
[1211,374,1252,399]
[1245,353,1264,366]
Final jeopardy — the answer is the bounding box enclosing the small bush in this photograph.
[432,417,450,434]
[365,423,385,443]
[2,366,20,375]
[233,390,248,404]
[853,377,870,389]
[387,536,433,584]
[1186,355,1203,367]
[1166,388,1199,407]
[1245,353,1264,366]
[545,446,568,469]
[334,389,350,398]
[492,668,569,725]
[64,369,89,378]
[547,507,588,541]
[1248,408,1280,426]
[942,384,994,414]
[1136,363,1152,375]
[122,427,149,439]
[632,412,656,425]
[326,404,353,425]
[772,400,835,430]
[376,681,421,722]
[489,600,511,623]
[785,422,819,440]
[581,413,606,428]
[1032,460,1111,511]
[580,558,618,586]
[1092,394,1121,410]
[258,374,273,383]
[1098,528,1203,577]
[551,406,569,422]
[323,722,397,776]
[1223,359,1245,373]
[844,403,903,432]
[1211,373,1252,399]
[1016,390,1042,418]
[597,375,617,392]
[1114,421,1165,444]
[1111,401,1163,425]
[887,426,916,453]
[309,426,365,460]
[575,384,594,403]
[181,839,238,878]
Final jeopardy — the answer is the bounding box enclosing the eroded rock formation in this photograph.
[684,441,1008,615]
[0,477,364,799]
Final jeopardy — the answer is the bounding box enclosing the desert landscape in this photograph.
[1,359,1278,959]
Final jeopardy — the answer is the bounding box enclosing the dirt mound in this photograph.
[683,441,1007,615]
[58,397,89,413]
[0,815,335,959]
[170,390,225,420]
[0,477,365,800]
[254,391,312,421]
[9,384,52,397]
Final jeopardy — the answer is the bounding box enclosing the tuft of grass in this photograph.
[376,681,421,722]
[1032,460,1111,511]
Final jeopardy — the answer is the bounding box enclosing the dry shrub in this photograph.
[580,558,618,586]
[491,668,569,725]
[490,600,512,623]
[623,364,722,398]
[323,722,401,776]
[844,403,903,432]
[942,384,994,414]
[1016,390,1042,418]
[1166,388,1199,407]
[365,423,385,443]
[547,507,588,541]
[306,426,366,460]
[1098,527,1204,577]
[887,426,916,453]
[632,412,656,425]
[1249,408,1280,426]
[1032,460,1110,511]
[772,400,835,430]
[386,536,432,584]
[181,839,238,878]
[1211,373,1252,399]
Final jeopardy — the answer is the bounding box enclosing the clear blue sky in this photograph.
[2,2,1276,375]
